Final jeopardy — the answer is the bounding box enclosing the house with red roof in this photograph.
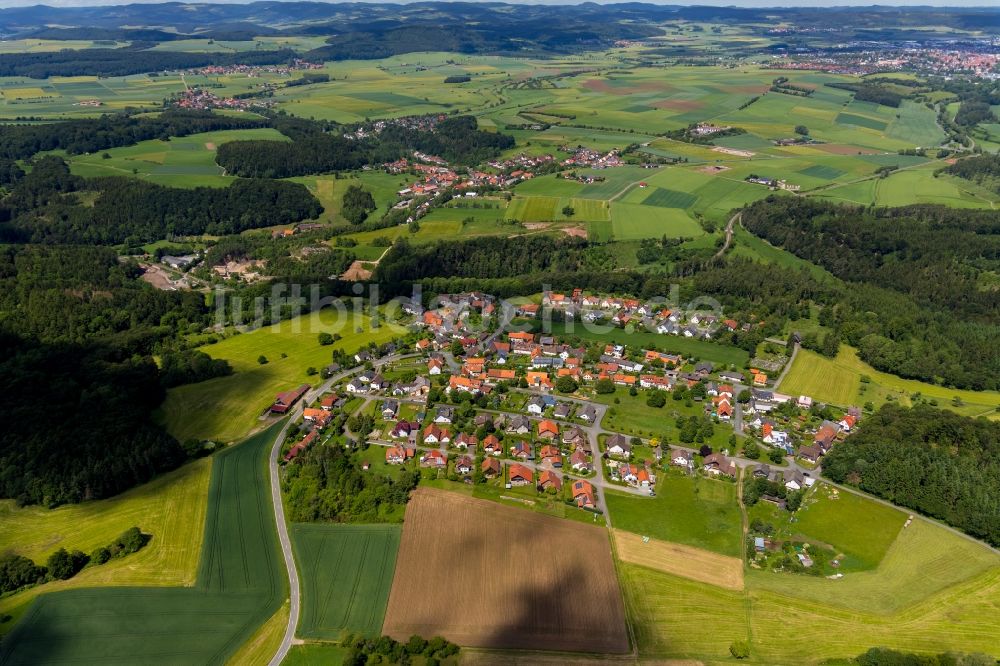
[271,384,310,414]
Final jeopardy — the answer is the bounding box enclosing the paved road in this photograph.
[266,351,418,665]
[268,414,301,666]
[772,342,800,389]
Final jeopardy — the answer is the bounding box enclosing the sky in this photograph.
[0,0,997,7]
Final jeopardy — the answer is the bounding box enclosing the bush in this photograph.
[730,640,750,659]
[318,332,334,346]
[46,548,89,581]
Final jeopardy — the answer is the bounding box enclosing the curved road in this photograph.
[267,352,419,665]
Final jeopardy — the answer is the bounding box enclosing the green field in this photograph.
[0,458,211,633]
[292,524,400,641]
[0,423,286,665]
[158,308,405,443]
[67,128,287,188]
[607,474,742,557]
[779,346,1000,418]
[543,320,749,367]
[622,490,1000,663]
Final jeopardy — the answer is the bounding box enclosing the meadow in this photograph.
[292,524,400,641]
[158,307,405,443]
[67,127,286,187]
[543,320,749,367]
[621,496,1000,664]
[778,346,1000,418]
[0,423,287,665]
[0,457,211,633]
[606,474,743,557]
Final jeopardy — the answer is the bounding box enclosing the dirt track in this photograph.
[383,488,629,653]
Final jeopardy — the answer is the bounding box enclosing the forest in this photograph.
[0,157,322,244]
[281,442,419,523]
[216,115,514,178]
[0,245,218,506]
[822,404,1000,548]
[0,47,295,78]
[941,153,1000,193]
[740,197,1000,390]
[0,110,268,160]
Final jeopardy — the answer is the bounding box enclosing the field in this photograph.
[542,320,749,368]
[606,474,742,557]
[158,307,405,443]
[67,128,287,188]
[292,524,400,640]
[0,457,211,633]
[0,423,286,665]
[779,346,1000,418]
[614,529,743,590]
[382,488,629,653]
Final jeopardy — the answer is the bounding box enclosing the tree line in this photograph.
[216,115,514,178]
[822,403,1000,548]
[0,157,322,245]
[0,110,268,161]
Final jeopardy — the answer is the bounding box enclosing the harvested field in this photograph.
[815,143,878,155]
[697,164,731,174]
[341,260,373,281]
[614,529,743,591]
[712,146,754,157]
[382,488,629,653]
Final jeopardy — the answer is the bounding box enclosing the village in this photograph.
[272,289,860,534]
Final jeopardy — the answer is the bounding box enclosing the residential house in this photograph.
[454,432,478,450]
[434,406,455,424]
[798,444,822,464]
[606,434,632,459]
[507,415,531,435]
[420,449,448,468]
[553,403,572,420]
[482,434,502,456]
[509,463,534,486]
[385,446,414,465]
[572,480,597,508]
[526,395,547,415]
[481,457,501,478]
[670,449,690,467]
[509,441,532,460]
[563,427,587,449]
[570,450,592,472]
[538,420,559,440]
[345,378,368,394]
[702,453,736,478]
[579,405,598,423]
[390,420,420,439]
[423,424,451,445]
[380,400,399,420]
[303,408,332,427]
[537,469,562,492]
[455,455,474,475]
[540,445,562,468]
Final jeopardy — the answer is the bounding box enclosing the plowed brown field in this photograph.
[382,488,629,653]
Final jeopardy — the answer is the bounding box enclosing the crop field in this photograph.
[292,524,400,640]
[0,457,211,633]
[606,475,742,557]
[614,529,743,590]
[158,308,405,443]
[0,74,189,119]
[0,423,286,665]
[68,128,287,187]
[382,488,629,653]
[778,346,1000,418]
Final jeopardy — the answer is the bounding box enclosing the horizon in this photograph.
[0,0,998,10]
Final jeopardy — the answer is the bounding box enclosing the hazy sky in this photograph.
[0,0,998,7]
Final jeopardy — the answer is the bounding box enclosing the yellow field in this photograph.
[158,307,404,442]
[779,346,1000,417]
[0,457,212,631]
[614,529,743,590]
[226,601,290,666]
[1,87,51,99]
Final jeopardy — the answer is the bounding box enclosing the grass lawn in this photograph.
[791,484,905,572]
[595,391,738,450]
[607,474,742,557]
[292,524,401,640]
[778,346,1000,418]
[158,307,405,443]
[284,643,350,665]
[0,423,287,665]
